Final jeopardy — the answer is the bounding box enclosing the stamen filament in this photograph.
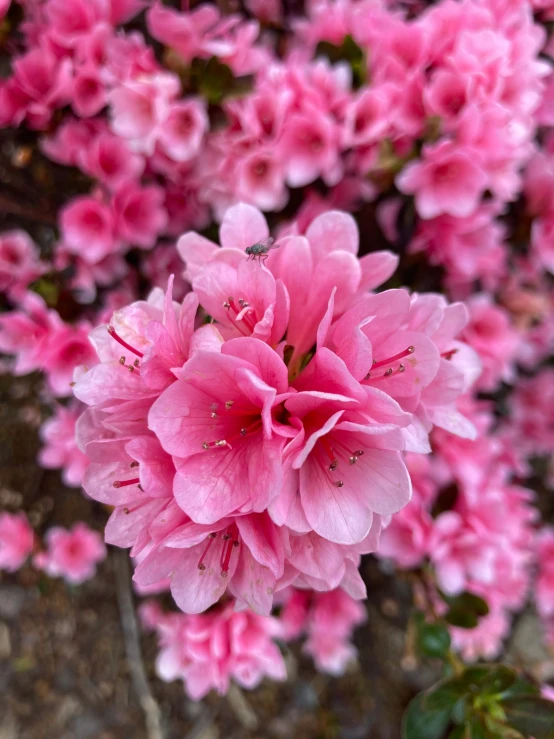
[108,326,144,358]
[113,478,140,488]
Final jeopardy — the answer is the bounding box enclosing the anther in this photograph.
[238,299,249,308]
[398,363,405,372]
[130,461,139,468]
[353,450,364,456]
[133,359,140,368]
[211,412,218,418]
[329,459,338,471]
[233,541,240,548]
[333,480,344,488]
[198,563,206,571]
[349,456,358,465]
[225,400,234,410]
[221,570,228,578]
[123,507,130,514]
[240,428,248,436]
[119,356,126,365]
[69,381,76,387]
[137,484,143,491]
[384,368,393,376]
[223,301,231,309]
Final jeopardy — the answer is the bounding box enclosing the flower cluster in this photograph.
[0,0,552,705]
[72,204,479,617]
[140,599,286,700]
[278,587,366,675]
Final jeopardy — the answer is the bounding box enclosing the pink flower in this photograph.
[409,205,507,297]
[396,141,488,219]
[42,321,98,397]
[509,369,554,459]
[158,100,208,163]
[278,588,366,676]
[235,149,288,212]
[462,295,520,391]
[282,374,411,545]
[44,0,106,48]
[34,523,106,584]
[142,600,286,700]
[0,230,46,299]
[39,403,90,487]
[109,73,180,155]
[303,589,366,675]
[342,86,392,148]
[60,195,117,264]
[0,291,59,376]
[11,46,73,128]
[149,338,290,524]
[72,66,106,119]
[378,498,433,569]
[146,3,224,64]
[83,131,145,190]
[0,513,34,572]
[429,511,497,596]
[41,118,105,167]
[113,181,168,249]
[279,107,342,188]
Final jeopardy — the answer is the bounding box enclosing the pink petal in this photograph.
[220,203,269,251]
[305,210,359,261]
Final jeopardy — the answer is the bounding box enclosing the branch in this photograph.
[113,549,166,739]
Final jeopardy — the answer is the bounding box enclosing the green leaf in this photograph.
[402,692,452,739]
[427,684,466,713]
[466,715,489,739]
[498,676,540,701]
[502,696,554,739]
[445,610,479,629]
[467,665,516,697]
[448,727,466,739]
[442,592,489,629]
[416,621,452,660]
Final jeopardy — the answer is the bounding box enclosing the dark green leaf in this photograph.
[402,692,452,739]
[466,715,488,739]
[441,592,490,617]
[448,726,466,739]
[445,609,479,629]
[442,592,489,629]
[499,676,540,701]
[503,696,554,739]
[416,621,452,660]
[426,684,465,712]
[466,665,516,697]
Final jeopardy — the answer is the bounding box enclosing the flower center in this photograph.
[222,296,257,335]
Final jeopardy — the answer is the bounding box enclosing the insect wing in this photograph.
[254,236,275,252]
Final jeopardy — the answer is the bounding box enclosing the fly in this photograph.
[245,236,280,265]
